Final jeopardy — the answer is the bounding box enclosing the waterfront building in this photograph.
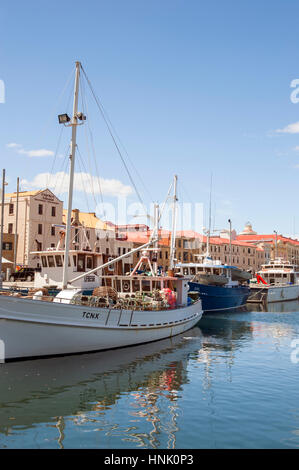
[175,230,265,273]
[236,222,299,264]
[62,210,135,274]
[3,189,63,268]
[1,232,15,277]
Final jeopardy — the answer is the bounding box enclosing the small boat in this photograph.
[247,258,299,303]
[0,62,202,361]
[176,259,250,312]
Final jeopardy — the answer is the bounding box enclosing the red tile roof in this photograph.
[236,234,299,246]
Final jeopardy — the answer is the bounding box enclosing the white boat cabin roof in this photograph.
[259,258,299,273]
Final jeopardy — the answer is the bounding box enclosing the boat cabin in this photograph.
[99,274,189,306]
[31,249,104,289]
[257,259,299,286]
[175,262,227,277]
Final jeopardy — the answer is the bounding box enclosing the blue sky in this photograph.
[1,0,299,235]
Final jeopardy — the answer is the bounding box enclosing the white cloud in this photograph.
[6,143,21,148]
[21,171,133,197]
[17,148,54,157]
[294,146,299,151]
[275,122,299,134]
[6,143,54,157]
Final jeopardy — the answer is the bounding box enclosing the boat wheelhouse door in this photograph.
[77,254,85,272]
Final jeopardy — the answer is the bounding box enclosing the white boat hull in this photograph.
[0,296,202,360]
[249,284,299,303]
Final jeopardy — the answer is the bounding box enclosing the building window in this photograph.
[51,226,55,236]
[9,203,14,215]
[2,242,12,250]
[165,251,168,259]
[38,204,43,215]
[8,223,13,234]
[51,206,56,217]
[38,224,43,235]
[178,240,182,248]
[37,241,42,251]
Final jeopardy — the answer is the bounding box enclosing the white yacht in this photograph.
[248,258,299,303]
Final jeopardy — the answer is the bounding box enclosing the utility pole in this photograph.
[13,177,19,270]
[274,230,278,259]
[228,219,232,266]
[0,169,6,288]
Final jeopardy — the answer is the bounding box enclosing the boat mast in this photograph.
[13,177,19,271]
[169,174,178,270]
[62,61,81,289]
[153,202,159,275]
[206,173,212,258]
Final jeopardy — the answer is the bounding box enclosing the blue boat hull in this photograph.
[188,282,250,312]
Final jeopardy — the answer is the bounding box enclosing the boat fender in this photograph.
[33,290,44,300]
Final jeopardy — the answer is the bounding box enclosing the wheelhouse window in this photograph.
[48,255,55,267]
[86,256,93,269]
[55,255,63,267]
[41,256,47,268]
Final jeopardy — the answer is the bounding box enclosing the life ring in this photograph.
[123,281,130,292]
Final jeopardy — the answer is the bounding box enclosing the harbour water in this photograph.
[0,302,299,449]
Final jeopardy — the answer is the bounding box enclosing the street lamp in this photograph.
[58,113,71,124]
[274,230,278,259]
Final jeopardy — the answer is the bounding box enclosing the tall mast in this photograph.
[206,173,212,258]
[153,203,159,275]
[13,177,19,270]
[169,174,178,270]
[62,61,81,289]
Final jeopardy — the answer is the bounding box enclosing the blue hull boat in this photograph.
[188,281,250,312]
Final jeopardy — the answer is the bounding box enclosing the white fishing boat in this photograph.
[0,62,202,361]
[248,258,299,303]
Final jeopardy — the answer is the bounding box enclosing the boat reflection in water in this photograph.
[0,320,254,449]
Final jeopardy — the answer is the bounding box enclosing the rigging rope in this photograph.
[80,65,149,215]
